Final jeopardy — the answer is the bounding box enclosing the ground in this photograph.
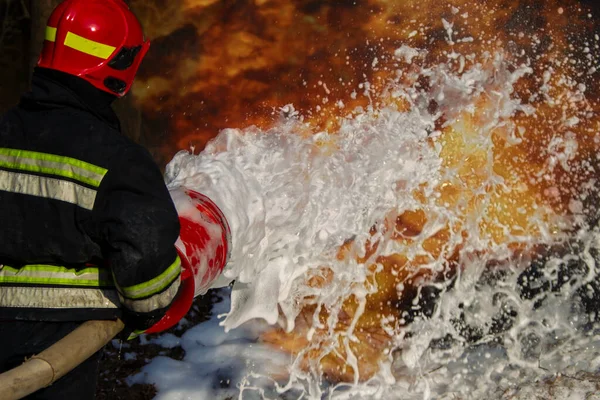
[95,291,220,400]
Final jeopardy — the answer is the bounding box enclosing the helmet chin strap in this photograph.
[103,76,127,95]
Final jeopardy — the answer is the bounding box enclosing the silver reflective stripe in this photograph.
[119,276,181,313]
[0,169,98,210]
[0,286,120,309]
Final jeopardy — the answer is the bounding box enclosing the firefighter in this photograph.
[0,0,181,398]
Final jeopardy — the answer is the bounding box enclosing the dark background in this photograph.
[1,0,599,167]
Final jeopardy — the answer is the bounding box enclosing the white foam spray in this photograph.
[136,7,600,400]
[165,105,440,332]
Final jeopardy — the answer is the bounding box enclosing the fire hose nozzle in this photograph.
[144,187,232,334]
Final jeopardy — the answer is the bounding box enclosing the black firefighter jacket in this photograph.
[0,68,181,329]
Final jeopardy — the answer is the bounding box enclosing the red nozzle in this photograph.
[144,188,231,334]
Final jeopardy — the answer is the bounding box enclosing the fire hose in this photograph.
[0,187,231,399]
[0,319,125,400]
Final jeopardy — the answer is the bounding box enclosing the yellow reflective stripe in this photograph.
[0,286,120,309]
[0,276,112,286]
[45,26,57,42]
[126,329,146,340]
[0,148,107,187]
[0,148,108,175]
[0,169,98,210]
[119,256,181,300]
[1,265,103,275]
[0,157,103,187]
[0,264,113,287]
[64,31,116,59]
[120,277,181,313]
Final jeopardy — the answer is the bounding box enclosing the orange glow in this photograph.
[130,0,600,383]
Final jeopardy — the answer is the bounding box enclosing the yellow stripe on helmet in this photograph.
[64,31,117,60]
[45,26,57,42]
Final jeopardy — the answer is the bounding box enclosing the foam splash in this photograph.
[145,5,600,399]
[165,105,440,331]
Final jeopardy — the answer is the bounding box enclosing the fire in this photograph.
[130,0,599,384]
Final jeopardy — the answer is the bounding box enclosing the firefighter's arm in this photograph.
[92,146,181,332]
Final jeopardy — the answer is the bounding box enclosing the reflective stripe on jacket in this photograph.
[0,148,107,210]
[0,256,181,313]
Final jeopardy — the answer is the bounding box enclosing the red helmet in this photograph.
[38,0,150,97]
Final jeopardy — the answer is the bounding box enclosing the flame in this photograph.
[130,0,599,384]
